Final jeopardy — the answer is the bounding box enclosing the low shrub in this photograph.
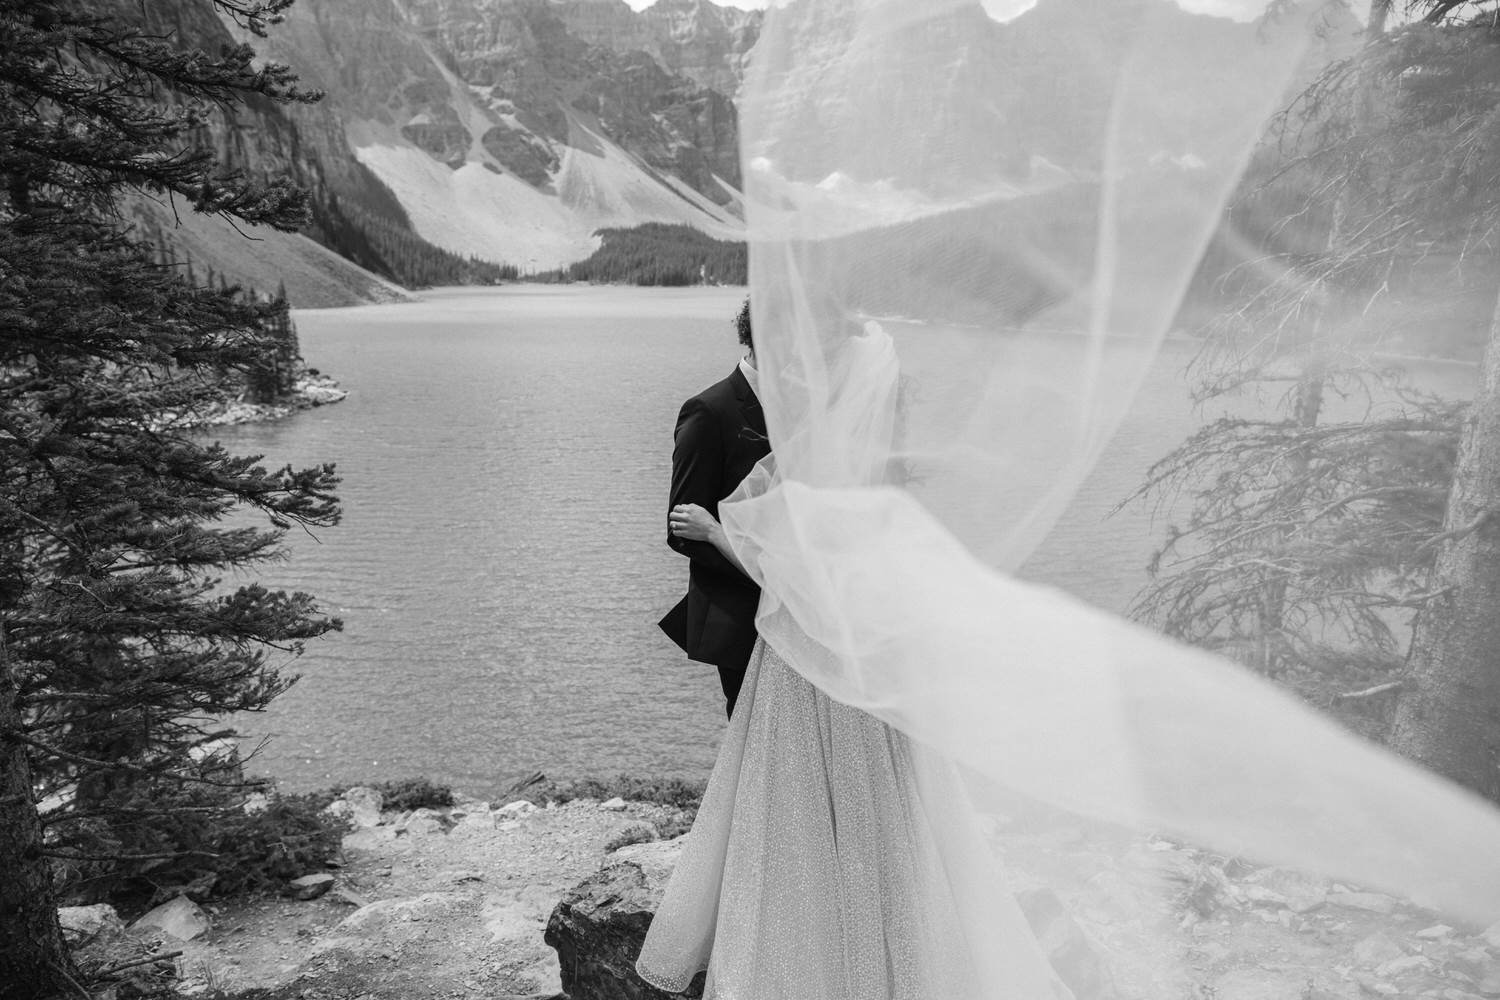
[329,776,455,812]
[52,774,348,909]
[534,775,706,812]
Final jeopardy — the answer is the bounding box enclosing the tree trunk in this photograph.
[0,629,76,1000]
[1366,0,1391,43]
[1256,373,1324,673]
[1389,282,1500,801]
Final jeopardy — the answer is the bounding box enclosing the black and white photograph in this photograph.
[5,0,1500,998]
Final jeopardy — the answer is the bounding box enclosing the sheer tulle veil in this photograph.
[719,0,1500,931]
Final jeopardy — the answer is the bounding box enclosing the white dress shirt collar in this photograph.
[738,355,760,399]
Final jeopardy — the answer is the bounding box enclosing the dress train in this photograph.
[637,639,1072,1000]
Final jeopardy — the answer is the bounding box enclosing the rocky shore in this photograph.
[64,787,689,1000]
[158,370,348,430]
[60,787,1500,1000]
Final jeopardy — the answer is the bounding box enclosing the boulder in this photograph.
[296,376,349,406]
[131,896,211,941]
[613,838,687,883]
[399,807,447,836]
[286,873,337,901]
[497,799,538,819]
[342,786,384,828]
[545,860,695,1000]
[600,797,628,812]
[58,904,123,946]
[312,892,480,961]
[456,809,498,832]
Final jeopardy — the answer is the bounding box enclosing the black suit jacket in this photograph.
[659,365,770,672]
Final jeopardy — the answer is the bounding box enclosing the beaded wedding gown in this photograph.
[636,638,1071,1000]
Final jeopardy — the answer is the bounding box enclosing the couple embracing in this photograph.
[641,299,1073,1000]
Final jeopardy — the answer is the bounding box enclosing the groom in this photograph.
[659,299,769,718]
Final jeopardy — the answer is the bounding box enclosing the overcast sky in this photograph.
[621,0,1274,21]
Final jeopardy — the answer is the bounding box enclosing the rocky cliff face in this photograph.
[547,0,762,97]
[138,0,752,290]
[389,0,743,197]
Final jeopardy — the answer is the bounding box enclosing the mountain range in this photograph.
[142,0,1355,306]
[134,0,759,304]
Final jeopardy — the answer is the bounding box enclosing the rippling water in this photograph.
[214,286,1475,796]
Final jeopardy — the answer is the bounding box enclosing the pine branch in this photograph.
[93,952,184,977]
[1413,509,1493,554]
[43,848,217,863]
[1335,680,1405,700]
[6,732,252,789]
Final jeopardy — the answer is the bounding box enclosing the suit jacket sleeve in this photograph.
[668,396,748,580]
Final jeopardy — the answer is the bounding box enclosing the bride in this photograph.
[637,0,1500,996]
[641,320,1072,999]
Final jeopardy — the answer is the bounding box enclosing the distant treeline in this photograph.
[541,223,748,286]
[313,188,518,288]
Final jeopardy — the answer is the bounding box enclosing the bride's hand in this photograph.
[669,503,720,543]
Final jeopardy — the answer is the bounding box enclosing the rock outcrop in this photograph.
[131,896,212,941]
[57,904,125,947]
[545,840,694,1000]
[156,370,348,430]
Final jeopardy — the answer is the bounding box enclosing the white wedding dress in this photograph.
[636,638,1071,1000]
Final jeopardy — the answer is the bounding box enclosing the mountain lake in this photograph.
[210,285,1478,796]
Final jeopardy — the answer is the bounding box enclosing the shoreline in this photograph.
[160,370,348,429]
[61,778,1500,1000]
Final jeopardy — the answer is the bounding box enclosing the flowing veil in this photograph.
[718,0,1500,949]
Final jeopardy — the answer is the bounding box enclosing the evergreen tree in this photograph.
[245,284,301,403]
[1367,2,1500,798]
[0,2,339,995]
[1132,2,1500,774]
[560,223,748,286]
[1130,3,1447,689]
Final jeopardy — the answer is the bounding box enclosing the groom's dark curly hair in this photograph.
[735,297,753,351]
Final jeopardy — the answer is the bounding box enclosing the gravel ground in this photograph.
[125,790,1500,1000]
[167,795,690,1000]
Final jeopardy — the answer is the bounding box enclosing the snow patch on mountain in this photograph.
[352,114,742,273]
[352,144,586,272]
